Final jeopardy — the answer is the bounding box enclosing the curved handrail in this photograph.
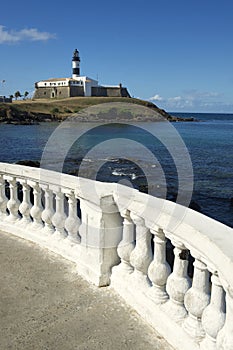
[0,162,233,350]
[113,186,233,290]
[0,162,232,289]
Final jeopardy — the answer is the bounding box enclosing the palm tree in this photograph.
[14,91,21,100]
[24,91,29,100]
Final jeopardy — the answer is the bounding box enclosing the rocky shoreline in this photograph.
[0,98,195,125]
[0,109,58,125]
[0,110,195,125]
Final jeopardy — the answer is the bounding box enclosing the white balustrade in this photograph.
[64,191,81,243]
[129,213,152,289]
[163,240,191,322]
[183,259,210,342]
[18,180,32,225]
[216,287,233,350]
[112,209,135,276]
[0,162,233,350]
[52,189,67,239]
[147,228,171,303]
[41,185,55,234]
[30,181,44,229]
[0,174,8,218]
[5,177,20,222]
[200,273,226,350]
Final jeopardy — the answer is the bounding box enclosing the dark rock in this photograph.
[168,193,201,213]
[168,115,196,122]
[16,160,40,168]
[189,200,202,212]
[6,109,14,119]
[68,169,79,176]
[6,120,39,125]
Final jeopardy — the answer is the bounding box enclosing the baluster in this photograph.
[200,273,226,350]
[216,286,233,350]
[183,259,210,342]
[18,180,32,225]
[41,185,55,234]
[0,174,8,218]
[163,240,191,321]
[6,177,20,222]
[147,228,171,304]
[113,209,135,276]
[64,191,81,243]
[30,182,44,229]
[52,189,67,239]
[129,213,152,290]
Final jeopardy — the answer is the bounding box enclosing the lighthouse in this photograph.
[72,49,80,78]
[33,48,131,99]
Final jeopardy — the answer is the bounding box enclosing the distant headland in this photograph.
[0,49,195,124]
[0,97,194,124]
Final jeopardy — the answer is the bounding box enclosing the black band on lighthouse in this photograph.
[72,57,80,62]
[73,68,80,75]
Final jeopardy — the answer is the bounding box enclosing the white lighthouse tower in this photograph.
[72,49,80,79]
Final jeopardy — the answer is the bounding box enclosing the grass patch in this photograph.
[1,97,171,122]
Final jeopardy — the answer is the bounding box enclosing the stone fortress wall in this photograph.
[91,86,130,97]
[33,85,130,99]
[0,96,12,103]
[33,86,84,99]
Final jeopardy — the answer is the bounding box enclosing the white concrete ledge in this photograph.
[0,162,232,350]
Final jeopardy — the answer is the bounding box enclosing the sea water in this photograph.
[173,113,233,227]
[0,112,232,227]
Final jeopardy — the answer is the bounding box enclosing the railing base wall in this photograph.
[0,221,111,287]
[111,270,199,350]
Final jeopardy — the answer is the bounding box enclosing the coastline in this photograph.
[0,97,195,124]
[0,112,232,227]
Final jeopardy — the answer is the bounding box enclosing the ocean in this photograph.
[0,112,232,228]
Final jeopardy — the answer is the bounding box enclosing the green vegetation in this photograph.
[51,107,60,114]
[0,96,179,124]
[23,91,29,99]
[11,96,169,116]
[14,91,21,100]
[10,91,29,101]
[64,108,72,113]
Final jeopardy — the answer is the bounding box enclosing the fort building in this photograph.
[0,96,12,103]
[33,49,130,99]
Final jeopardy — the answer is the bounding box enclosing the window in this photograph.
[44,92,46,95]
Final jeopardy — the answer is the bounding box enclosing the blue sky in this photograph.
[1,0,233,112]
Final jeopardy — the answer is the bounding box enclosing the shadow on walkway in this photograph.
[0,231,173,350]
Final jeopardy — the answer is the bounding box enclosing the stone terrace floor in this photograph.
[0,230,174,350]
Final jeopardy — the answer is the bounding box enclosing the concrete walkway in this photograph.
[0,231,173,350]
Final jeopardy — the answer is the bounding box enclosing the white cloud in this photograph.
[183,90,222,100]
[168,96,182,102]
[0,25,56,44]
[148,89,228,112]
[149,94,163,101]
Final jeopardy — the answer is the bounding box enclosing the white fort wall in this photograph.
[0,162,232,350]
[36,77,98,97]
